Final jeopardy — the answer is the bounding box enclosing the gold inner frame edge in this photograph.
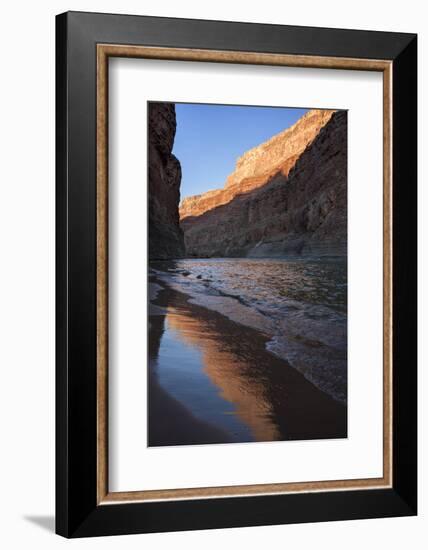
[96,44,393,505]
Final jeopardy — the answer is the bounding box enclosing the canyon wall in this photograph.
[180,109,347,258]
[148,103,185,259]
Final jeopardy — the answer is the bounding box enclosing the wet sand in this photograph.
[149,312,232,446]
[148,274,347,447]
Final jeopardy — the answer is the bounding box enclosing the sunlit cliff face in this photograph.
[179,109,347,259]
[165,308,280,442]
[179,109,335,221]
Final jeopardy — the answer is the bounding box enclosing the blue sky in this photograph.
[172,103,309,200]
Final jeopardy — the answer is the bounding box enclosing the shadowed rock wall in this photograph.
[148,103,185,259]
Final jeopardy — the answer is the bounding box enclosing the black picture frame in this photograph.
[56,11,417,538]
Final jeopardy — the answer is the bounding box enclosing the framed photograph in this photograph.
[56,11,417,537]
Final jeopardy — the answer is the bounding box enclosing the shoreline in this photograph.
[148,272,347,446]
[151,257,347,404]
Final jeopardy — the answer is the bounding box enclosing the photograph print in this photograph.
[148,101,347,447]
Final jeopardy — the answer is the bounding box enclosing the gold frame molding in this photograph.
[96,44,393,505]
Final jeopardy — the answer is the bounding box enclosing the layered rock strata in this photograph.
[148,103,185,259]
[180,109,347,258]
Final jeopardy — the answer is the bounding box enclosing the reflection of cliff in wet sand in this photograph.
[148,295,232,446]
[166,308,280,442]
[148,274,347,446]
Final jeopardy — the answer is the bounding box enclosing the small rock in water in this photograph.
[181,271,191,277]
[196,274,202,279]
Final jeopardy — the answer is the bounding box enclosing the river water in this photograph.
[151,257,347,405]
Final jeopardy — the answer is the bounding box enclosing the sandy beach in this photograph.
[148,268,347,447]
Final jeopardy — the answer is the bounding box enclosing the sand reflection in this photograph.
[165,308,280,441]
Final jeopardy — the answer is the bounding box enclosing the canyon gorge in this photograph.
[148,105,348,440]
[180,109,347,258]
[149,106,347,259]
